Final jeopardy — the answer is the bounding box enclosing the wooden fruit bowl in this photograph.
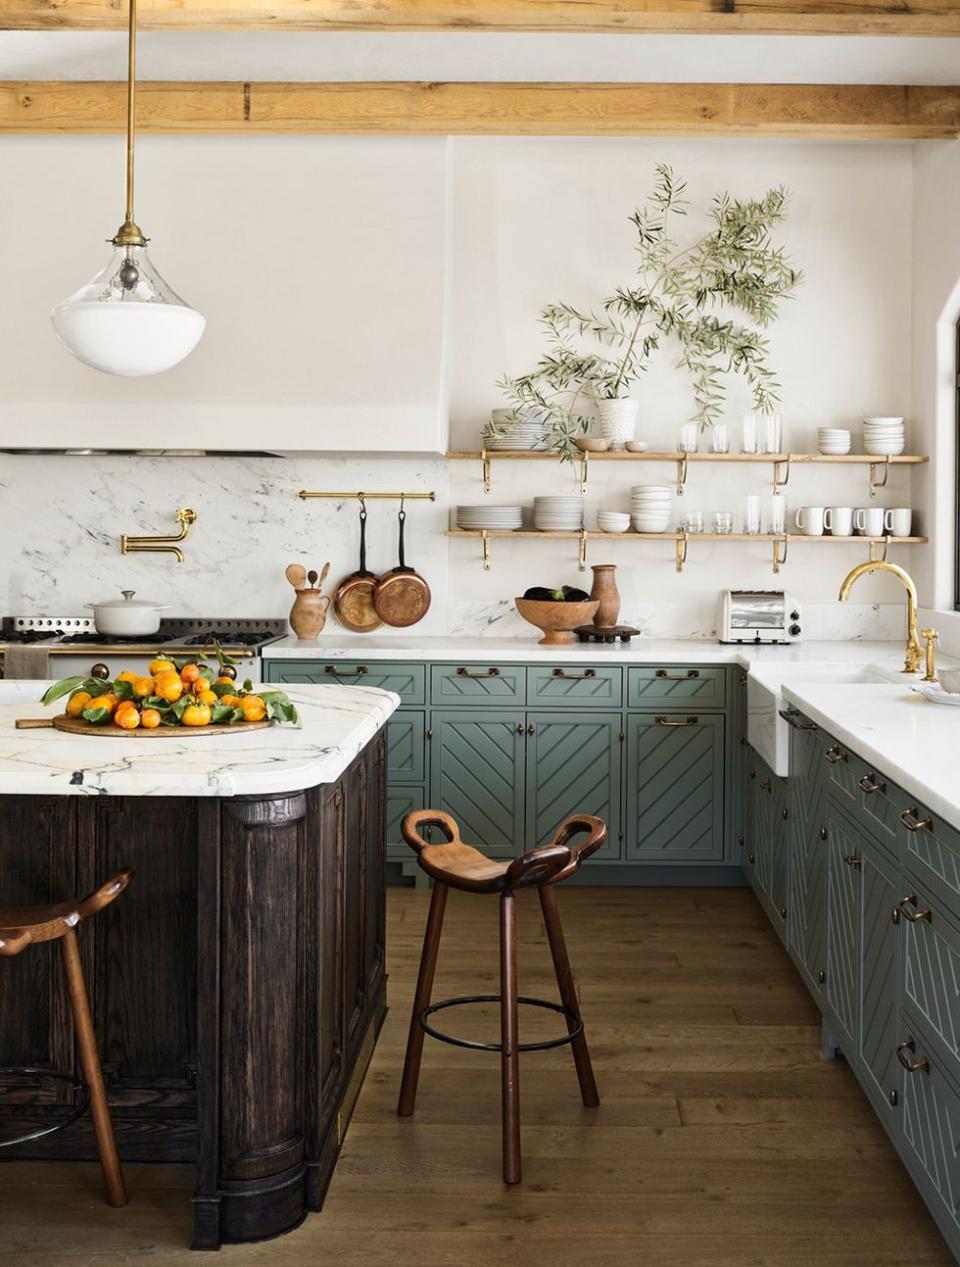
[17,716,275,738]
[515,597,600,645]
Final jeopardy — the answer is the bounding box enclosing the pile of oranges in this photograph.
[64,657,268,731]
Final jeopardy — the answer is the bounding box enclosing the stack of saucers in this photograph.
[483,408,548,451]
[533,496,584,531]
[817,427,851,456]
[630,485,672,533]
[862,417,905,456]
[456,505,523,531]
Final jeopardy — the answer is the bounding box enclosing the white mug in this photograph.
[854,506,885,536]
[795,506,825,536]
[824,506,854,537]
[885,507,912,537]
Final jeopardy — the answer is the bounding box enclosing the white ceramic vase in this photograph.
[595,399,640,447]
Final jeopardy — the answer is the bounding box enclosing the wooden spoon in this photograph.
[318,562,330,589]
[307,569,318,589]
[285,563,307,590]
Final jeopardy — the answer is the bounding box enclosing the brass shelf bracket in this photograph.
[772,536,789,574]
[869,456,891,498]
[676,455,688,496]
[676,529,688,573]
[481,530,491,571]
[773,457,791,491]
[121,507,196,564]
[579,450,589,496]
[482,450,492,495]
[869,536,891,564]
[297,490,436,502]
[578,529,588,572]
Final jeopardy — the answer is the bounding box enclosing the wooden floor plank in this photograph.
[0,886,952,1265]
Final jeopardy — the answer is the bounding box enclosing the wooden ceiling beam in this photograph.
[2,0,959,36]
[1,81,959,138]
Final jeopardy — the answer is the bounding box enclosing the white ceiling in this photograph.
[1,31,959,84]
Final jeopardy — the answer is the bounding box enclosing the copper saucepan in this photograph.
[334,500,384,633]
[373,501,431,628]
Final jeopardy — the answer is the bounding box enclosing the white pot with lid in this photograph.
[86,590,170,636]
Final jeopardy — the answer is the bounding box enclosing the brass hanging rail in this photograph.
[298,490,436,501]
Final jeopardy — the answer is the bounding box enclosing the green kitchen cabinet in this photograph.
[525,712,621,859]
[768,770,790,930]
[786,714,829,997]
[268,659,426,703]
[857,831,902,1123]
[625,712,725,861]
[824,806,861,1051]
[429,710,526,857]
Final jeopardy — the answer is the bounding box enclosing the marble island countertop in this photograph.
[263,634,911,667]
[0,682,399,797]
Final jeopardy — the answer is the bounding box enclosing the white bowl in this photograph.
[938,668,960,695]
[597,514,630,533]
[864,441,905,456]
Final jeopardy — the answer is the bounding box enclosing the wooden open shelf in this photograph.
[447,451,928,463]
[446,530,927,542]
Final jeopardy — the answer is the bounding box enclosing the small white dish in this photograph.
[625,441,649,453]
[912,682,960,707]
[938,668,960,694]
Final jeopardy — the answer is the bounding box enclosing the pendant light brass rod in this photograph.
[125,0,136,225]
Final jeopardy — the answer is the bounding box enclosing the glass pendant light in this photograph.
[51,0,205,376]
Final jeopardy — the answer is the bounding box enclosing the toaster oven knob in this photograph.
[789,610,800,621]
[789,623,801,637]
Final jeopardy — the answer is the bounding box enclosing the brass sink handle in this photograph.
[921,628,939,683]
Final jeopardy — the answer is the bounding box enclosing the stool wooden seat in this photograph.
[0,870,132,1208]
[397,811,606,1184]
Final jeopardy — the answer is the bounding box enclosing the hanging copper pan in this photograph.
[333,500,384,633]
[373,501,431,628]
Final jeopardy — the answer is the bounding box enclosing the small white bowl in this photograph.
[597,513,631,533]
[938,668,960,695]
[625,441,649,453]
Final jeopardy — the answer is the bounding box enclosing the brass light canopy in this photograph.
[50,0,205,377]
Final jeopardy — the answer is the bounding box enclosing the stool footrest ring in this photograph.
[419,994,584,1053]
[0,1066,90,1148]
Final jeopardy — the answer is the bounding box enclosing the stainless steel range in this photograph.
[0,616,287,682]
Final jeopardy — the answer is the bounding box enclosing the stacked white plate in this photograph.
[817,427,852,456]
[456,505,524,531]
[863,417,905,456]
[483,408,548,451]
[534,495,584,531]
[630,485,672,533]
[597,510,631,533]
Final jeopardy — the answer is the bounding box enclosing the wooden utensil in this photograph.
[307,569,318,588]
[285,563,307,590]
[334,504,383,633]
[374,503,431,628]
[17,716,274,737]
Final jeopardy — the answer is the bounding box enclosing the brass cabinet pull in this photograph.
[900,807,933,833]
[858,774,887,795]
[778,707,818,731]
[759,777,772,792]
[749,768,757,779]
[891,906,900,925]
[819,825,828,841]
[551,668,597,680]
[527,723,535,735]
[656,669,699,681]
[824,745,848,764]
[738,672,748,686]
[896,1036,930,1075]
[748,853,755,864]
[897,895,932,923]
[325,664,367,678]
[456,666,500,679]
[843,851,862,869]
[654,715,698,727]
[516,722,524,734]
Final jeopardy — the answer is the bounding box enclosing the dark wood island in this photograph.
[0,682,398,1249]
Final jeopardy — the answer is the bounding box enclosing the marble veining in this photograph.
[0,682,398,797]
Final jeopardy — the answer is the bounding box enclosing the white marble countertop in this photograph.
[0,682,399,798]
[782,680,960,833]
[263,634,907,667]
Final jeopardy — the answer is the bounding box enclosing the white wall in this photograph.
[0,134,927,635]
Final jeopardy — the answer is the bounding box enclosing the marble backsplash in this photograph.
[0,453,903,642]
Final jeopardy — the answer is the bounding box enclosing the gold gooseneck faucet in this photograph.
[837,560,923,674]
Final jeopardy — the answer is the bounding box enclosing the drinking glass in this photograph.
[741,414,760,455]
[682,510,703,534]
[744,495,761,535]
[768,494,785,534]
[677,423,699,454]
[713,512,733,535]
[761,413,783,455]
[709,424,730,454]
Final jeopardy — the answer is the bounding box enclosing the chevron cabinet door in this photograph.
[902,878,960,1071]
[788,721,828,996]
[430,711,526,857]
[900,1026,960,1237]
[626,713,724,861]
[857,837,901,1122]
[753,762,774,899]
[526,713,621,859]
[385,713,426,782]
[825,810,861,1050]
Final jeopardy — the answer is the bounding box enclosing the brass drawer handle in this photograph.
[654,715,698,727]
[858,774,887,795]
[552,668,597,681]
[759,777,772,792]
[655,669,699,681]
[896,1036,930,1075]
[456,666,500,679]
[897,895,932,923]
[900,807,933,833]
[843,851,862,870]
[325,664,367,678]
[824,745,848,765]
[778,708,818,731]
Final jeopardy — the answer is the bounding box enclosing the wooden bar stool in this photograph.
[397,811,606,1184]
[0,870,132,1208]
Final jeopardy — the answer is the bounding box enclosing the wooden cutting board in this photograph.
[16,716,275,738]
